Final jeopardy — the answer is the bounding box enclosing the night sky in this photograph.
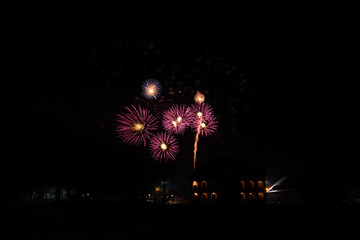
[4,13,356,196]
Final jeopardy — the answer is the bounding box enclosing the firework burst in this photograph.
[142,78,162,99]
[196,114,218,137]
[190,103,217,130]
[162,104,191,135]
[116,105,158,146]
[149,132,179,162]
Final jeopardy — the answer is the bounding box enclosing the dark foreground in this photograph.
[1,202,359,239]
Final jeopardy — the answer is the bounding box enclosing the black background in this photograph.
[4,9,356,195]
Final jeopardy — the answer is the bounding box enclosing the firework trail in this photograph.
[142,78,162,99]
[116,105,158,146]
[191,99,218,170]
[149,132,179,163]
[193,114,202,170]
[162,104,191,135]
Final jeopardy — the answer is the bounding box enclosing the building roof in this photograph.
[189,157,265,180]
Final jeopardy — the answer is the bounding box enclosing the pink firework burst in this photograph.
[190,103,218,137]
[162,104,191,135]
[197,113,218,137]
[116,105,158,146]
[149,132,179,162]
[190,102,215,123]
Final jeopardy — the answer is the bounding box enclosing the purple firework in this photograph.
[116,105,158,146]
[149,132,179,162]
[190,103,215,122]
[162,104,191,135]
[190,103,218,137]
[197,113,218,137]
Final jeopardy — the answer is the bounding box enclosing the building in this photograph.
[189,157,266,203]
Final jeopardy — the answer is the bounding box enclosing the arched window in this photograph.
[240,181,246,190]
[249,192,256,200]
[201,193,208,202]
[201,181,207,191]
[249,181,255,190]
[257,181,264,189]
[194,192,199,199]
[193,181,198,191]
[241,192,246,201]
[211,192,218,202]
[258,192,264,200]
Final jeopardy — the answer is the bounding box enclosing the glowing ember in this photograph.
[194,91,205,104]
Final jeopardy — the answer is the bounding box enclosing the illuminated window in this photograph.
[211,192,218,201]
[249,192,256,200]
[249,181,255,190]
[193,181,198,191]
[258,192,264,200]
[201,181,208,190]
[258,181,264,188]
[201,193,208,202]
[194,192,199,199]
[240,180,246,190]
[241,192,246,201]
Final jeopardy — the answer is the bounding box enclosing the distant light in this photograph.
[197,112,202,118]
[176,116,182,122]
[200,123,206,128]
[172,120,177,127]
